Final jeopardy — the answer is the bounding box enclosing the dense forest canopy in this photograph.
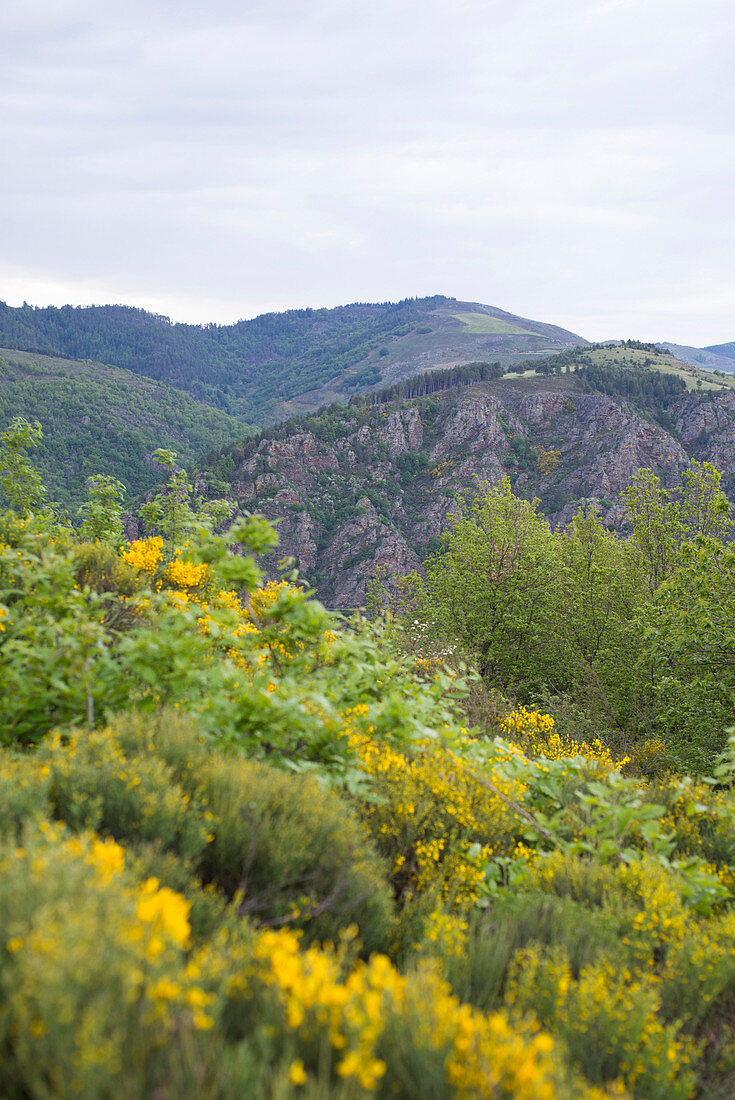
[0,297,453,422]
[383,467,734,774]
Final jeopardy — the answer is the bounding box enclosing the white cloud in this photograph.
[1,0,734,344]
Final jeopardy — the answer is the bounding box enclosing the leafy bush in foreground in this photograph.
[2,441,735,1096]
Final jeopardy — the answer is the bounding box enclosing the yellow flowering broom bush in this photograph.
[0,816,619,1100]
[507,947,695,1100]
[0,710,395,953]
[0,824,226,1098]
[347,724,522,907]
[499,705,622,773]
[5,464,735,1098]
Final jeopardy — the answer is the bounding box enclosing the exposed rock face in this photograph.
[218,384,735,606]
[376,408,424,457]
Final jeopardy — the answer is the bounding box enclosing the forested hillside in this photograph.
[385,469,734,772]
[0,296,586,424]
[0,349,248,509]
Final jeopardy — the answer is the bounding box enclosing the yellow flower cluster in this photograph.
[135,877,192,956]
[164,557,208,588]
[87,836,125,883]
[248,579,291,621]
[216,588,243,612]
[32,726,210,862]
[122,538,207,591]
[431,458,455,478]
[421,908,469,958]
[348,728,522,904]
[500,706,621,771]
[661,908,735,1021]
[230,927,573,1098]
[508,946,694,1097]
[122,536,164,574]
[1,823,217,1093]
[249,929,396,1090]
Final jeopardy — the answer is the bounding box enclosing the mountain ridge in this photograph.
[704,340,735,362]
[658,341,735,373]
[0,296,588,425]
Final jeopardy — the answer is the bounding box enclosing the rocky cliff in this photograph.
[202,378,735,606]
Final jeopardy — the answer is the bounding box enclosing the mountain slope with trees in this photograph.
[0,348,249,509]
[0,296,587,424]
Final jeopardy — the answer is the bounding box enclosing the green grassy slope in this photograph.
[506,342,735,392]
[0,349,250,510]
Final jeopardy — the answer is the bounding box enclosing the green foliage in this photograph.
[404,465,734,771]
[417,477,561,689]
[509,946,695,1098]
[0,513,120,743]
[349,360,503,406]
[0,351,249,510]
[576,361,687,426]
[194,751,393,952]
[72,541,141,600]
[77,474,126,544]
[0,415,46,515]
[640,538,735,771]
[622,461,731,591]
[444,893,627,1014]
[550,507,646,725]
[139,449,236,546]
[0,506,274,744]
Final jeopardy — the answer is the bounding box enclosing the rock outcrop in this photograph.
[214,382,735,606]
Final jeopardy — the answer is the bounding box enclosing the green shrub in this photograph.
[194,753,394,953]
[38,726,210,861]
[32,712,395,954]
[73,541,141,599]
[0,754,52,838]
[443,892,625,1015]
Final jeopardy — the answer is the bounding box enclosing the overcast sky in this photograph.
[1,0,734,345]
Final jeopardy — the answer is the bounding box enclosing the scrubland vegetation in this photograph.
[1,417,735,1098]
